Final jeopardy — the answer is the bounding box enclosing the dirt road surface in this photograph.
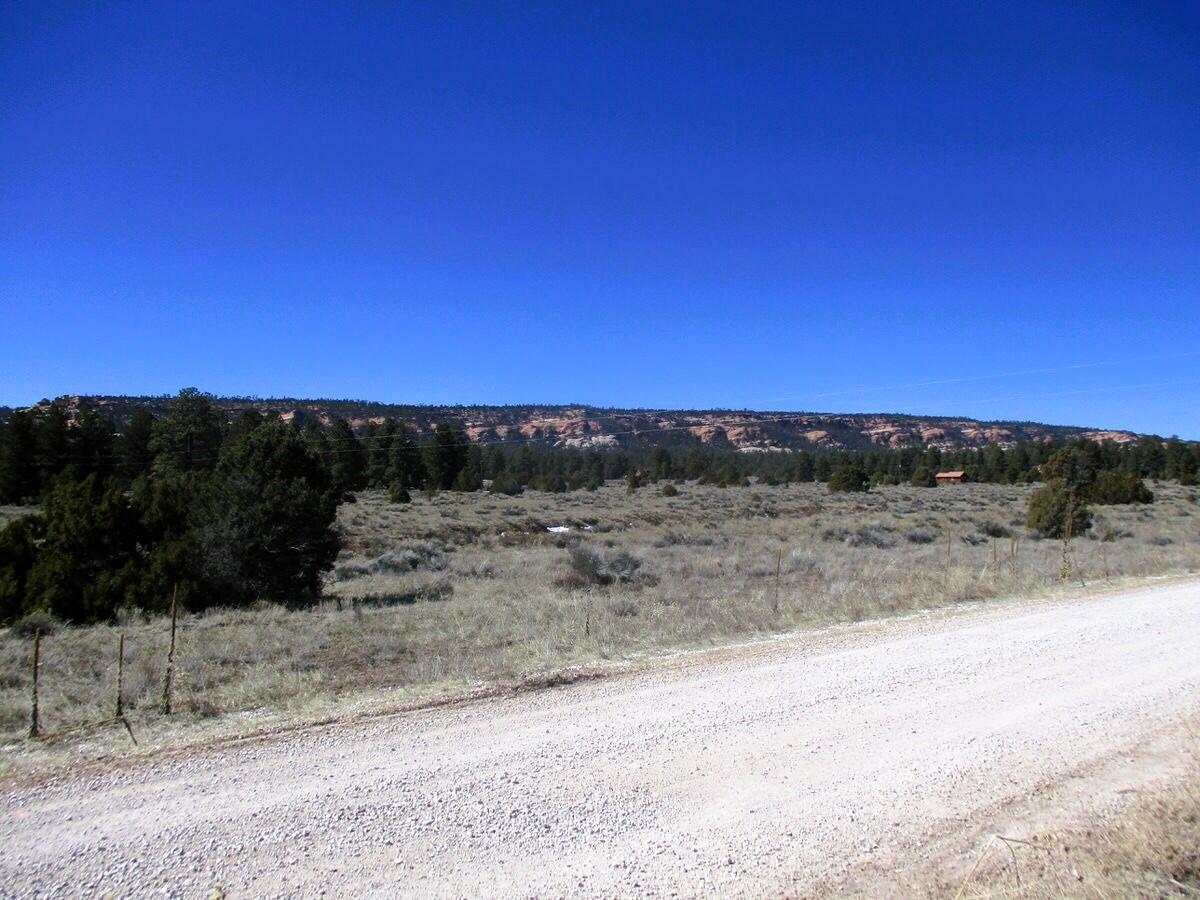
[2,580,1198,898]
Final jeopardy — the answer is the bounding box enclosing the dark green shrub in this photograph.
[910,467,937,487]
[0,514,44,624]
[661,482,679,497]
[388,482,412,504]
[452,466,483,492]
[190,422,340,607]
[20,475,143,624]
[10,609,63,638]
[488,472,523,496]
[828,466,870,493]
[1088,471,1153,505]
[1027,480,1092,539]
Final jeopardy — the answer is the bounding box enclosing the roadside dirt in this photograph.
[1,580,1197,898]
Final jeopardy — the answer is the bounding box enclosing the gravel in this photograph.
[1,579,1198,898]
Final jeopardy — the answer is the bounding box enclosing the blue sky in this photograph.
[2,2,1197,436]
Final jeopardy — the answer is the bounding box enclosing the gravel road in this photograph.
[2,579,1198,898]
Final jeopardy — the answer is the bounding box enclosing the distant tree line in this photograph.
[1,389,1196,625]
[0,390,339,625]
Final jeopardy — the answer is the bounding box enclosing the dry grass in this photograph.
[1,480,1197,760]
[957,732,1200,898]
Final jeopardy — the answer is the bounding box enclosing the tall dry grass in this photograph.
[1,480,1196,755]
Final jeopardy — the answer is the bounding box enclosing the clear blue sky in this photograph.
[2,2,1197,436]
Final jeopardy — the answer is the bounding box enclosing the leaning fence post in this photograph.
[115,633,126,720]
[161,584,178,715]
[28,629,41,739]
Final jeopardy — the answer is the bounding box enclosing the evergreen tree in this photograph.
[327,418,366,494]
[35,402,71,491]
[149,388,224,473]
[425,427,470,490]
[828,465,869,493]
[387,425,425,488]
[1005,443,1031,483]
[226,409,265,442]
[488,471,523,495]
[1027,480,1093,539]
[191,422,340,606]
[22,475,143,623]
[118,408,157,481]
[511,445,537,483]
[0,410,38,503]
[625,469,641,494]
[0,514,44,622]
[1088,471,1153,505]
[793,451,815,482]
[482,445,507,479]
[910,466,936,487]
[71,401,116,480]
[366,420,397,487]
[647,447,672,482]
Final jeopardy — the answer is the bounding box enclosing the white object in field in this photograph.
[547,525,571,533]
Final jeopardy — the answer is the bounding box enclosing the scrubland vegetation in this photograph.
[1,389,1197,758]
[2,476,1196,754]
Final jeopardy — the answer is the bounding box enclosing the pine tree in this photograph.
[387,425,425,488]
[226,409,265,442]
[425,427,470,490]
[366,420,397,488]
[0,410,38,503]
[327,418,366,494]
[625,469,641,494]
[149,388,224,473]
[72,401,115,480]
[190,422,340,606]
[23,475,143,623]
[793,451,815,482]
[828,465,869,493]
[36,401,71,492]
[119,408,157,480]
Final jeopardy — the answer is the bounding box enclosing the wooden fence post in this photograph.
[28,629,41,739]
[114,632,138,746]
[1060,496,1075,581]
[161,584,178,715]
[115,633,125,720]
[773,548,783,614]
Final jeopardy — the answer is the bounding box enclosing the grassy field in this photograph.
[1,479,1197,758]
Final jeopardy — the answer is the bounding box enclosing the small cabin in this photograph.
[935,470,966,485]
